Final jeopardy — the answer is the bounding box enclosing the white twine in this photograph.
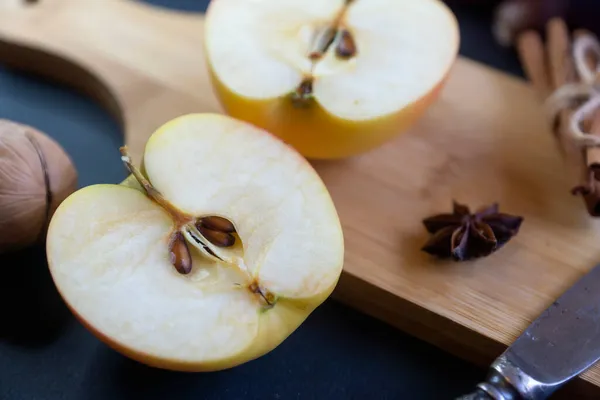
[545,33,600,147]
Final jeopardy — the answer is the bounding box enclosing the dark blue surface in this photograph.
[0,1,530,399]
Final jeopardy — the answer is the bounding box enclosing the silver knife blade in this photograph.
[507,262,600,384]
[458,262,600,400]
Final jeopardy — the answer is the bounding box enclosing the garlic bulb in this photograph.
[0,119,77,254]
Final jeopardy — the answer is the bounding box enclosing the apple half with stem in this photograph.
[203,0,460,159]
[45,113,344,371]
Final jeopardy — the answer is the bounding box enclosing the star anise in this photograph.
[421,201,523,261]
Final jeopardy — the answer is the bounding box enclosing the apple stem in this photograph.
[119,146,192,224]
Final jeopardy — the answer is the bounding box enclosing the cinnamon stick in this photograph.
[547,18,574,91]
[546,18,577,147]
[574,29,600,179]
[569,27,600,216]
[545,19,590,189]
[516,30,550,98]
[588,116,600,177]
[516,18,600,217]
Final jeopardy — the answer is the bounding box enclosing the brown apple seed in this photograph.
[335,29,357,59]
[168,231,192,274]
[197,225,236,247]
[200,216,236,233]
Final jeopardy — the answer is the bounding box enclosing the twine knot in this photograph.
[545,33,600,148]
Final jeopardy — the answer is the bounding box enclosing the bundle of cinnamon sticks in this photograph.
[516,17,600,216]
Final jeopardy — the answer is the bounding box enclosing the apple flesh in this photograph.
[46,113,344,371]
[204,0,460,159]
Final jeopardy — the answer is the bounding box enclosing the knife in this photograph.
[457,262,600,400]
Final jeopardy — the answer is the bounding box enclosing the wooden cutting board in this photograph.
[3,1,600,397]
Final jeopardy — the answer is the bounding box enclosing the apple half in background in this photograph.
[46,113,345,372]
[204,0,460,159]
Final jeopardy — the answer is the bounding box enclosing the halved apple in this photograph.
[203,0,460,159]
[45,113,344,372]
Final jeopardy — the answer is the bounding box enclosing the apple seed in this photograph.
[168,231,192,274]
[198,215,236,233]
[335,29,357,59]
[196,224,236,247]
[307,1,357,62]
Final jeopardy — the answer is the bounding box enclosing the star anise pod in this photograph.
[421,201,523,261]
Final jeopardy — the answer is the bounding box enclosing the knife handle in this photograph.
[455,369,523,400]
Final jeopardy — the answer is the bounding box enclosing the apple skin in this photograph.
[205,63,453,160]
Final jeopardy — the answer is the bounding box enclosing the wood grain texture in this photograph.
[2,1,600,397]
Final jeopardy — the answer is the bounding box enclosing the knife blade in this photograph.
[457,262,600,400]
